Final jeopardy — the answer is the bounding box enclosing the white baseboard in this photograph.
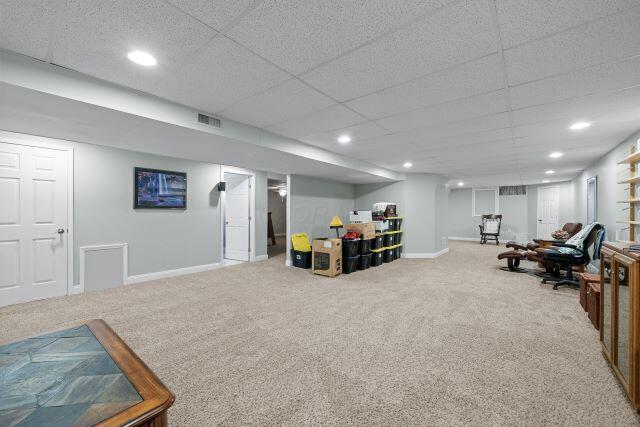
[285,259,292,267]
[255,254,268,261]
[448,236,478,242]
[126,262,223,285]
[402,247,449,259]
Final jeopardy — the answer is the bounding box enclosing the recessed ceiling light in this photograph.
[545,170,555,174]
[569,121,591,130]
[549,151,563,158]
[457,182,464,187]
[542,179,550,183]
[337,135,351,144]
[127,50,157,66]
[403,162,413,168]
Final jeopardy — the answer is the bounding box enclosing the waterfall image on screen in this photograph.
[135,168,186,208]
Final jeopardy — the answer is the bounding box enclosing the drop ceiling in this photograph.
[1,0,639,186]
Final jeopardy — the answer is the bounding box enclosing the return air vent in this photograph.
[197,113,222,128]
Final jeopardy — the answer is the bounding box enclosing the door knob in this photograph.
[57,228,65,234]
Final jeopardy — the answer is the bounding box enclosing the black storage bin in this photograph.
[395,231,403,244]
[396,218,403,230]
[360,238,372,255]
[371,234,384,250]
[342,238,360,258]
[387,218,397,231]
[383,248,394,263]
[383,233,395,247]
[370,250,384,266]
[343,255,359,274]
[393,245,402,260]
[291,250,312,269]
[357,253,372,270]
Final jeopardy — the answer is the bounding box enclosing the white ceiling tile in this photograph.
[504,7,640,85]
[301,0,497,101]
[226,0,454,75]
[377,90,509,133]
[509,55,640,110]
[153,36,289,114]
[166,0,256,31]
[512,86,640,127]
[404,113,511,142]
[300,122,389,149]
[265,104,366,140]
[0,0,57,61]
[51,0,217,93]
[218,79,334,128]
[346,54,504,119]
[497,0,639,49]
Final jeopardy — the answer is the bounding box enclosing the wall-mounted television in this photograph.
[134,167,187,209]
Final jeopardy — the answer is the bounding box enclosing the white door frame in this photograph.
[221,166,256,262]
[0,130,75,295]
[537,185,560,238]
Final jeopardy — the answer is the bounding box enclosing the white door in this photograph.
[0,142,69,307]
[224,172,250,261]
[537,186,560,239]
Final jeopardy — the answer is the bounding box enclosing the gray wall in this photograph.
[355,174,448,255]
[268,191,287,235]
[74,143,222,283]
[572,130,640,242]
[289,175,356,241]
[526,181,575,239]
[448,182,575,241]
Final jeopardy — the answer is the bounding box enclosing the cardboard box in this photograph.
[312,238,342,277]
[349,210,372,223]
[345,222,376,240]
[373,220,388,233]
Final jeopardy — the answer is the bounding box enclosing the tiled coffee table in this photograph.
[0,320,174,426]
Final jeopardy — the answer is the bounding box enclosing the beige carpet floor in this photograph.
[1,241,638,425]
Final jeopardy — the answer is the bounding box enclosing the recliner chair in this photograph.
[538,223,605,290]
[506,222,582,251]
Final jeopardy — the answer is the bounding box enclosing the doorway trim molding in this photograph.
[0,129,75,296]
[220,165,256,262]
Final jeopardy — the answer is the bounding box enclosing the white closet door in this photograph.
[0,142,69,307]
[224,172,250,261]
[537,186,560,239]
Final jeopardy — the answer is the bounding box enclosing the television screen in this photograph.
[134,167,187,209]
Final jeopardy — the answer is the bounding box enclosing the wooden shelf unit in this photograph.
[619,146,640,242]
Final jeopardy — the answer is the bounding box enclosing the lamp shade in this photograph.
[329,215,343,228]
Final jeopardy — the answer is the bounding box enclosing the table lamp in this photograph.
[329,215,343,238]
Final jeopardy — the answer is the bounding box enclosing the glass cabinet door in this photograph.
[614,253,635,384]
[600,251,613,356]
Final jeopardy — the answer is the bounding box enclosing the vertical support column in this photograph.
[631,146,636,242]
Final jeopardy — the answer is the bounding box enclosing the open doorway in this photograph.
[267,178,287,258]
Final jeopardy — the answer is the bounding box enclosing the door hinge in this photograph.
[248,215,251,221]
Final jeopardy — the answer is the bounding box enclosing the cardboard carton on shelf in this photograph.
[345,222,376,240]
[349,210,373,223]
[373,220,389,233]
[312,238,342,277]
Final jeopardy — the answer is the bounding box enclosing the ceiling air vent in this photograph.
[197,113,222,128]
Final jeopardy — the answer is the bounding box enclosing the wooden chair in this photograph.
[479,214,502,245]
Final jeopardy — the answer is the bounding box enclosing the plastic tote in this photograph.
[291,250,312,269]
[387,218,397,231]
[342,238,360,258]
[383,233,395,247]
[343,255,359,274]
[357,253,372,270]
[383,247,394,263]
[371,234,384,250]
[360,238,372,255]
[370,249,384,266]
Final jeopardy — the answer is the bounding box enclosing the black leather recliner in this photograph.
[539,224,604,290]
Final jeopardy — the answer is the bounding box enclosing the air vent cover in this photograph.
[198,113,222,128]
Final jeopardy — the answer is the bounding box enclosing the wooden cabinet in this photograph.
[600,243,640,410]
